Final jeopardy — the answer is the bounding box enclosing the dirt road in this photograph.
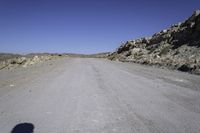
[0,58,200,133]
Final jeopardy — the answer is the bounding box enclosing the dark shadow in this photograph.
[11,123,34,133]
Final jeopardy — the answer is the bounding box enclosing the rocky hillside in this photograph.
[108,10,200,75]
[0,54,66,70]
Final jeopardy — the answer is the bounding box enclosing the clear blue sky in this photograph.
[0,0,200,54]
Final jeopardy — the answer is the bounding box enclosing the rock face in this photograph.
[108,10,200,75]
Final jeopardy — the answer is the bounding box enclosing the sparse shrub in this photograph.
[159,45,170,56]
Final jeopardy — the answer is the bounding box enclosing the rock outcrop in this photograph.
[108,10,200,75]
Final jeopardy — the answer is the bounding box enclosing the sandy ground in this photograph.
[0,58,200,133]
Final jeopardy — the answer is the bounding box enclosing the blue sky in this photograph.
[0,0,200,54]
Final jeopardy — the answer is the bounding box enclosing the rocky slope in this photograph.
[108,10,200,75]
[0,54,66,70]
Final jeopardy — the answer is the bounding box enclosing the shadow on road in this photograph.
[11,123,34,133]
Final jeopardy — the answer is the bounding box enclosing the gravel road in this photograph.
[0,58,200,133]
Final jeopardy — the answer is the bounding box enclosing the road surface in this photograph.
[0,58,200,133]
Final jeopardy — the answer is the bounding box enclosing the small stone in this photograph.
[194,10,200,16]
[9,84,14,87]
[162,29,167,33]
[190,22,195,28]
